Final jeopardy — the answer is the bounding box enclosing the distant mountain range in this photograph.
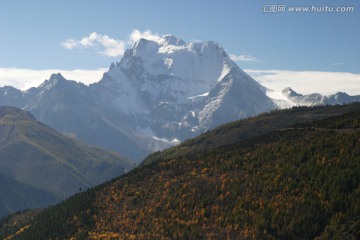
[275,87,360,107]
[1,36,359,162]
[3,104,360,239]
[0,106,134,218]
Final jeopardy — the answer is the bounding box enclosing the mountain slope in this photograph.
[1,37,359,163]
[0,173,58,219]
[92,36,276,138]
[0,36,276,161]
[144,103,360,165]
[5,104,360,239]
[0,106,134,217]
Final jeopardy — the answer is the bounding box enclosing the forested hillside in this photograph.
[3,104,360,239]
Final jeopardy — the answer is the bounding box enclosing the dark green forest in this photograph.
[2,104,360,239]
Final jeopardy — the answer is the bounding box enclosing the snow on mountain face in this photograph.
[0,35,277,161]
[2,33,359,162]
[91,35,275,142]
[114,36,234,103]
[1,35,358,162]
[199,67,276,129]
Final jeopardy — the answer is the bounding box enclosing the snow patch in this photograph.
[265,89,296,109]
[171,138,181,145]
[152,136,180,146]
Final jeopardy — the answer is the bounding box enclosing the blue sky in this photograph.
[0,0,359,93]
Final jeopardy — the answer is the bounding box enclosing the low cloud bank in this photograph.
[0,68,359,96]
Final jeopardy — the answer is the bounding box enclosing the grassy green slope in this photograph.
[5,104,360,239]
[0,106,134,218]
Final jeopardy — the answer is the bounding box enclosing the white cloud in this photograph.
[62,30,264,66]
[0,68,106,90]
[229,54,259,62]
[128,29,162,44]
[62,29,164,57]
[62,32,126,57]
[62,39,77,49]
[1,68,359,97]
[246,69,360,95]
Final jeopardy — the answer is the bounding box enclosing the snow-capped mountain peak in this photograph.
[0,35,279,161]
[1,35,359,162]
[107,36,239,106]
[92,36,276,137]
[159,34,186,46]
